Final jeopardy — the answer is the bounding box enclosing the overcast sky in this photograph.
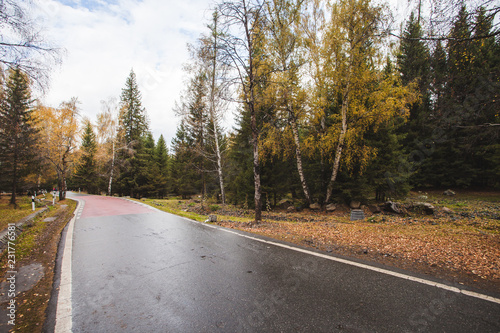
[34,0,214,147]
[33,0,411,147]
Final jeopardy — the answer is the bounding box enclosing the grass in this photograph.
[0,195,51,232]
[135,198,254,224]
[13,206,57,259]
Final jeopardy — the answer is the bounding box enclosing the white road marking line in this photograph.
[177,213,500,305]
[55,198,81,333]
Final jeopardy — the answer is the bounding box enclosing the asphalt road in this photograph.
[55,193,500,332]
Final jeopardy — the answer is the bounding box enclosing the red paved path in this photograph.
[79,195,153,219]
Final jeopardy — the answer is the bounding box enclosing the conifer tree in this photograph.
[115,70,151,197]
[119,70,148,144]
[74,120,98,194]
[0,67,37,206]
[397,12,432,187]
[171,121,200,198]
[155,134,170,198]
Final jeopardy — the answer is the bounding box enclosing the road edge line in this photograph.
[193,217,500,305]
[54,198,82,332]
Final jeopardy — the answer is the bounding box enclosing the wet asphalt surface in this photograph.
[67,194,500,332]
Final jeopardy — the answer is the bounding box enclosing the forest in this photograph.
[1,0,499,223]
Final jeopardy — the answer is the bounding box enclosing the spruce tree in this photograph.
[119,70,148,144]
[116,69,150,197]
[171,121,199,198]
[155,135,170,198]
[397,12,432,187]
[0,67,37,206]
[74,120,98,194]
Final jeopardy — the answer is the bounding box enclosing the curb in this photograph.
[0,207,49,253]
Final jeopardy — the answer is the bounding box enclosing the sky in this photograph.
[33,0,412,147]
[33,0,214,146]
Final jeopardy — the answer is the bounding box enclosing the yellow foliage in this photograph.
[33,100,80,188]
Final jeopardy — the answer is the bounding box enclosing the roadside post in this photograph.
[32,195,35,211]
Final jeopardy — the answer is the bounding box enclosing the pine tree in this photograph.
[423,5,500,189]
[136,132,156,197]
[115,70,150,197]
[74,120,98,194]
[154,134,170,198]
[171,121,200,198]
[397,12,433,187]
[119,70,148,144]
[0,67,37,206]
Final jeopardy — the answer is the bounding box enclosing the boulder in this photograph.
[368,205,381,214]
[411,202,435,215]
[443,189,456,196]
[287,206,296,212]
[309,202,321,210]
[277,199,294,209]
[326,203,337,212]
[383,201,401,214]
[350,201,361,209]
[442,207,454,214]
[206,215,217,222]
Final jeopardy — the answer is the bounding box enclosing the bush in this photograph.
[209,204,220,212]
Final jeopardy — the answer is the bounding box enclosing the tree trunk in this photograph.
[108,141,116,196]
[59,171,67,201]
[214,132,226,205]
[251,107,262,222]
[289,113,312,206]
[325,65,352,203]
[208,14,226,206]
[244,3,262,223]
[10,150,18,207]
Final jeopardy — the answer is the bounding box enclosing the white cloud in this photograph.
[35,0,213,147]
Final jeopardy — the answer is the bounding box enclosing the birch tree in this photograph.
[218,0,267,222]
[35,98,80,200]
[318,0,417,204]
[0,0,61,90]
[201,10,230,205]
[264,0,313,205]
[96,98,118,196]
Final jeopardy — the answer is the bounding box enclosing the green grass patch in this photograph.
[0,195,47,232]
[13,205,57,259]
[134,198,254,224]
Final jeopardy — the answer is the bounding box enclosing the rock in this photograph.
[205,215,217,222]
[350,201,361,209]
[383,201,401,214]
[287,206,296,212]
[326,203,337,212]
[443,189,456,196]
[309,202,321,210]
[442,207,454,214]
[411,202,435,215]
[368,205,381,214]
[277,199,294,209]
